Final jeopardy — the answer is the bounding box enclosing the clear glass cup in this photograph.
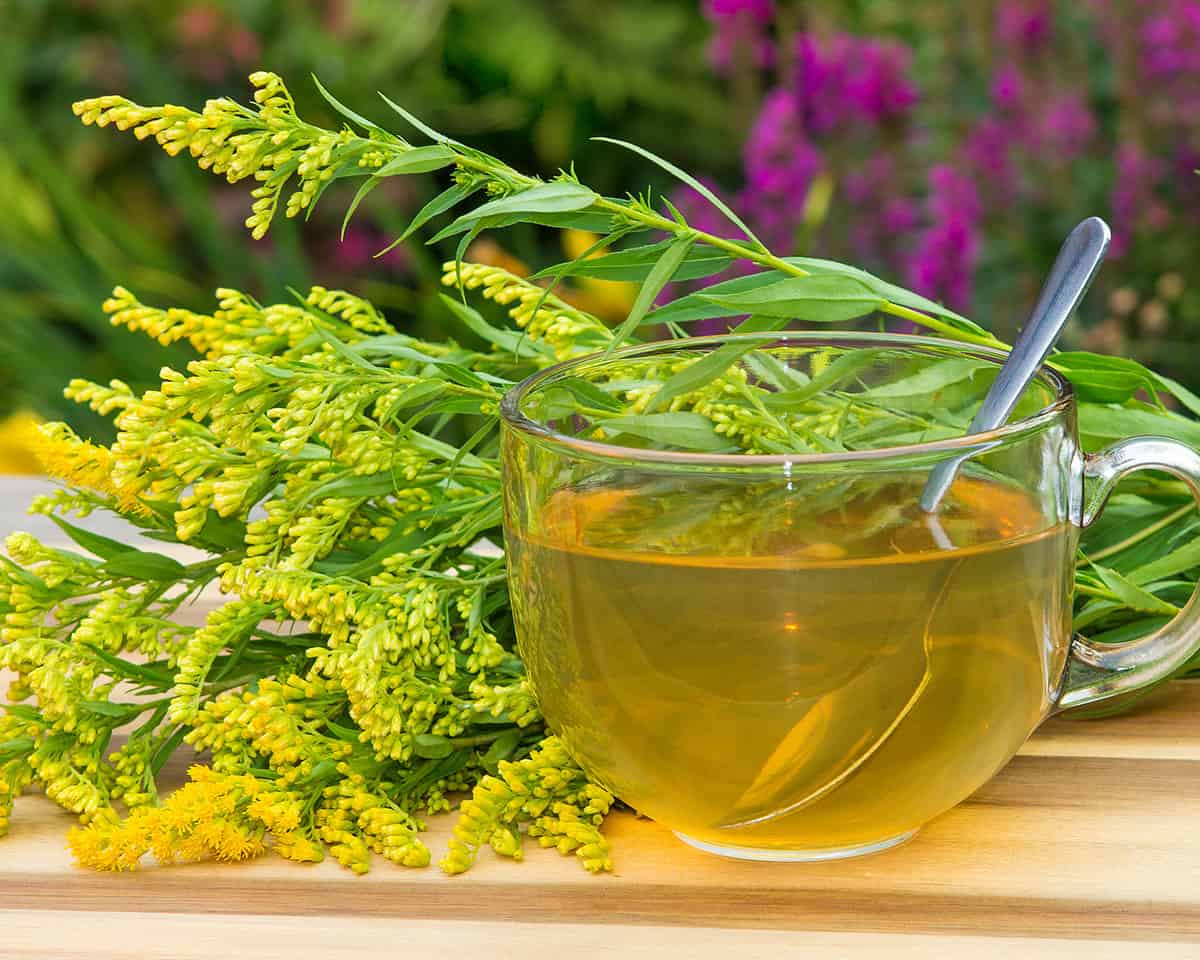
[499,332,1200,861]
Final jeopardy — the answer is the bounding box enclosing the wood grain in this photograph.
[4,478,1200,955]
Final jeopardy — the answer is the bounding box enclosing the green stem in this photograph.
[1088,503,1196,563]
[592,198,807,279]
[879,302,1003,348]
[449,729,513,748]
[399,139,995,346]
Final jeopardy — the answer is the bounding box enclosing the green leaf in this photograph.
[428,208,616,244]
[862,358,992,399]
[592,136,763,248]
[80,699,132,719]
[646,340,762,414]
[312,75,386,134]
[373,144,457,176]
[196,511,248,552]
[377,93,460,145]
[47,515,134,561]
[1130,537,1200,585]
[441,182,599,237]
[413,733,454,759]
[645,318,787,414]
[1052,352,1160,404]
[481,728,523,769]
[101,551,187,581]
[1073,598,1126,631]
[595,412,732,451]
[431,362,487,390]
[438,293,552,358]
[83,645,174,686]
[304,311,383,373]
[407,430,490,469]
[295,758,340,788]
[761,350,886,409]
[644,272,791,327]
[700,274,883,322]
[730,314,793,335]
[0,737,35,762]
[745,350,810,391]
[379,181,483,254]
[1090,562,1179,615]
[533,240,733,283]
[608,234,696,347]
[308,474,399,499]
[1078,404,1200,450]
[340,177,381,241]
[785,258,977,328]
[150,726,188,777]
[544,376,624,414]
[342,146,459,239]
[1154,374,1200,418]
[1087,617,1171,646]
[451,219,487,294]
[386,381,447,413]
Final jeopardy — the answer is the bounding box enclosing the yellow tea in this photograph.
[509,474,1073,854]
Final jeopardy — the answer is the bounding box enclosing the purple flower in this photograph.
[963,116,1016,200]
[704,0,774,22]
[1139,1,1200,122]
[996,0,1053,54]
[742,87,825,248]
[990,63,1025,112]
[792,32,916,133]
[1033,93,1096,160]
[927,165,982,224]
[1141,1,1200,77]
[1109,145,1167,257]
[843,38,919,122]
[883,197,919,234]
[792,33,850,134]
[907,166,982,311]
[705,0,775,72]
[908,219,979,312]
[839,155,919,274]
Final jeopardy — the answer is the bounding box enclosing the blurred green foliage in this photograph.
[3,0,729,434]
[7,0,1200,437]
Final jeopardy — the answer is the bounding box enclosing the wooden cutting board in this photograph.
[3,478,1200,957]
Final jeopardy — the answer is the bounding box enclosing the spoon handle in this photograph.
[920,216,1111,513]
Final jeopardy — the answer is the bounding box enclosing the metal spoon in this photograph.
[719,218,1113,834]
[920,216,1111,513]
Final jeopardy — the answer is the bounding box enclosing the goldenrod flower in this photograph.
[0,411,44,475]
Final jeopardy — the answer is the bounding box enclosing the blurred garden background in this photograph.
[4,0,1199,448]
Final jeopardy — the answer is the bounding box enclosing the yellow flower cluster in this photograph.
[169,599,274,723]
[73,73,387,240]
[68,765,316,871]
[0,712,37,839]
[441,737,613,875]
[2,273,614,877]
[442,261,613,358]
[315,779,429,873]
[29,422,145,515]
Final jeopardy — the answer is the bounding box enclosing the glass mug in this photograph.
[499,332,1200,861]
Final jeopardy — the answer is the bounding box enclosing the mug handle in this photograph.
[1059,437,1200,711]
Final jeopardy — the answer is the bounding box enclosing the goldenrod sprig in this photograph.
[73,72,997,348]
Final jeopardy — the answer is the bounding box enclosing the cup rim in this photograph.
[499,331,1075,466]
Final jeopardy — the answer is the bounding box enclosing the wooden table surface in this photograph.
[3,477,1200,957]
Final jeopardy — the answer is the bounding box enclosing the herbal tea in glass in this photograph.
[510,472,1070,854]
[501,333,1200,860]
